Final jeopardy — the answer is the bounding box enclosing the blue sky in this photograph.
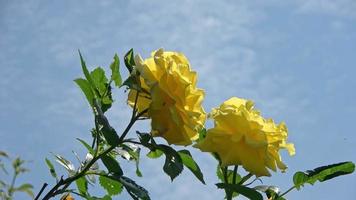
[0,0,355,199]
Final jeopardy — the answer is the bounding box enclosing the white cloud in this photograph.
[0,0,355,199]
[295,0,356,18]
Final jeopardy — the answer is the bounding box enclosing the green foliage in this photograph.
[110,54,122,87]
[78,51,97,97]
[77,51,117,113]
[93,100,120,146]
[101,155,123,176]
[216,167,241,184]
[54,154,75,174]
[45,158,57,179]
[119,176,150,200]
[74,78,95,107]
[178,150,205,184]
[254,185,284,200]
[77,138,94,154]
[32,49,355,200]
[0,154,33,199]
[124,49,135,73]
[293,161,355,190]
[198,128,207,141]
[76,177,88,195]
[146,149,163,159]
[118,144,142,177]
[13,183,34,198]
[99,176,123,196]
[216,183,263,200]
[158,145,183,181]
[90,67,113,112]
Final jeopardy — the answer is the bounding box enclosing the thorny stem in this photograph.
[37,104,148,200]
[34,183,48,200]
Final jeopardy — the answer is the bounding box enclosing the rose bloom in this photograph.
[195,97,295,176]
[128,49,206,145]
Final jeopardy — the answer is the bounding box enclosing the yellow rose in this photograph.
[127,49,206,145]
[195,97,295,176]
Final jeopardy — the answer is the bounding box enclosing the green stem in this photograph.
[221,166,232,200]
[279,185,296,198]
[232,166,238,184]
[7,171,17,198]
[237,173,253,185]
[39,108,148,200]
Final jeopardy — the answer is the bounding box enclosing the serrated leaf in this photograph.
[293,161,355,189]
[146,149,163,159]
[124,49,135,73]
[76,138,94,154]
[216,183,263,200]
[99,176,123,196]
[119,176,150,200]
[90,67,112,112]
[93,101,119,146]
[74,78,94,107]
[178,150,205,184]
[110,54,122,87]
[90,67,108,94]
[45,158,57,179]
[101,155,123,176]
[76,177,88,195]
[158,145,183,181]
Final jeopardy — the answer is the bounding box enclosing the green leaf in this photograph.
[90,67,108,95]
[76,138,94,154]
[110,54,122,87]
[101,155,123,176]
[124,49,135,73]
[45,158,57,179]
[216,183,263,200]
[53,154,75,173]
[198,128,207,141]
[293,161,355,190]
[146,149,163,159]
[216,166,241,184]
[158,145,183,181]
[178,150,205,184]
[76,177,88,195]
[93,100,119,146]
[119,144,142,177]
[0,151,8,158]
[99,176,123,196]
[74,78,95,107]
[134,149,142,177]
[15,183,34,198]
[137,132,151,146]
[78,51,98,96]
[90,67,112,112]
[119,176,150,200]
